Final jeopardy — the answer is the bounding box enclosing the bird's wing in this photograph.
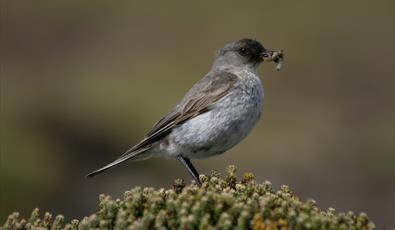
[132,71,239,151]
[86,71,238,177]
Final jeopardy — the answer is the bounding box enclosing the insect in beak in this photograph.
[260,49,284,71]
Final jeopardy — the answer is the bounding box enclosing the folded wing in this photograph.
[86,71,238,177]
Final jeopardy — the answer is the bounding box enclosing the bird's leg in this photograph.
[176,155,202,186]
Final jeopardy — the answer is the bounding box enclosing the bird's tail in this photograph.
[86,146,150,178]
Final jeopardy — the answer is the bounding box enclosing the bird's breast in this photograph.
[165,71,264,158]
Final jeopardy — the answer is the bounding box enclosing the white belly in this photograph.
[164,71,264,159]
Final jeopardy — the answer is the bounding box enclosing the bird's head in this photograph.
[213,38,283,72]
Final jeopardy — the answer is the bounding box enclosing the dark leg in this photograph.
[176,155,202,186]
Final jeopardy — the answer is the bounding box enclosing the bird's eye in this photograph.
[239,48,249,56]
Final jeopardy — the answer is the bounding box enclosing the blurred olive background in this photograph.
[1,0,394,228]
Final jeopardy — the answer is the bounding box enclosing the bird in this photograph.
[87,38,283,185]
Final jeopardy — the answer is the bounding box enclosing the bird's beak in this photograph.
[260,49,284,71]
[259,50,274,60]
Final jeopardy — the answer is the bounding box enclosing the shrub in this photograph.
[1,166,376,230]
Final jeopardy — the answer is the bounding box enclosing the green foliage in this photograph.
[1,166,376,230]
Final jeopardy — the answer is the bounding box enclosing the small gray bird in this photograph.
[87,38,283,185]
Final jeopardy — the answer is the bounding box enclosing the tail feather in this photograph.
[86,147,150,178]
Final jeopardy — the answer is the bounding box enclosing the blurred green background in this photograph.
[1,0,394,228]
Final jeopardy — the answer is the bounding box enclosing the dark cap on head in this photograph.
[236,38,266,52]
[219,38,267,63]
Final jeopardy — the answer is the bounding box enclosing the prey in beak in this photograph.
[260,49,284,71]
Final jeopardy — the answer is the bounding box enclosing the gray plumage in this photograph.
[87,38,278,182]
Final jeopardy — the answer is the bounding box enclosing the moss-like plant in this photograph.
[2,166,376,230]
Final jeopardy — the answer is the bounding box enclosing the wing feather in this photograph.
[125,71,238,154]
[87,71,238,177]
